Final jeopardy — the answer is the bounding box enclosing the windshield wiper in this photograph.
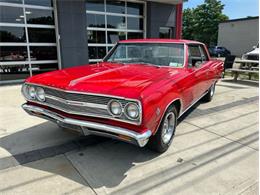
[128,62,161,68]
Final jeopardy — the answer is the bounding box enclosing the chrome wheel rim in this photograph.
[210,84,215,97]
[161,112,176,144]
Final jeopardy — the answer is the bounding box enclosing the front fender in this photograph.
[141,87,182,135]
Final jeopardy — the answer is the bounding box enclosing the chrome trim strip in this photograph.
[23,83,143,125]
[27,99,142,125]
[154,90,208,135]
[22,104,151,147]
[178,91,208,118]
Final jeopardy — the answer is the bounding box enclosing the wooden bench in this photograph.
[226,68,259,81]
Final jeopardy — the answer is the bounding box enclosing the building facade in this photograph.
[218,16,259,56]
[0,0,182,84]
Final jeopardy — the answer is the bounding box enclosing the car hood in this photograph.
[26,62,183,99]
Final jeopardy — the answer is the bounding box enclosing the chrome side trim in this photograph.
[22,104,151,147]
[178,91,208,118]
[154,90,208,135]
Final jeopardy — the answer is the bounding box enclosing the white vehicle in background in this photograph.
[242,43,259,61]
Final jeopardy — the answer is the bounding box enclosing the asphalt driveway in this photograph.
[0,79,258,195]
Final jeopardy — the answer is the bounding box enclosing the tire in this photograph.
[203,82,216,102]
[147,106,178,153]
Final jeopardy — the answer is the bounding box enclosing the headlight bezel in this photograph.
[124,102,140,120]
[35,87,45,102]
[22,84,46,102]
[107,100,123,117]
[28,85,36,99]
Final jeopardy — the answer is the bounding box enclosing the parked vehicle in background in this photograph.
[21,39,224,153]
[242,43,259,61]
[208,46,231,57]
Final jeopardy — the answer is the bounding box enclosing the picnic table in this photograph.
[227,59,259,81]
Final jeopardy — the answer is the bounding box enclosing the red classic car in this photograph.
[22,39,223,153]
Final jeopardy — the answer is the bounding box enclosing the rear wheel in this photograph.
[147,106,177,153]
[203,82,216,102]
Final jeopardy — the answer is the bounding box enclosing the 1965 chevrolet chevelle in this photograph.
[22,39,223,153]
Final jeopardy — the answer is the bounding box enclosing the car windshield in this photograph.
[104,43,185,67]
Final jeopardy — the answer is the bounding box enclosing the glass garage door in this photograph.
[0,0,59,84]
[86,0,145,63]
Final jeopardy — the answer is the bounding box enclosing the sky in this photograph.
[183,0,259,19]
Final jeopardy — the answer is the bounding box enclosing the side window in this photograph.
[188,45,202,68]
[188,44,208,68]
[199,45,209,62]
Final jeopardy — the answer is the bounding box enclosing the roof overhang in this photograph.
[146,0,182,5]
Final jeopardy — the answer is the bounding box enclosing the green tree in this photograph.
[182,0,228,46]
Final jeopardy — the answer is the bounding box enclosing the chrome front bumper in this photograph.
[22,104,152,147]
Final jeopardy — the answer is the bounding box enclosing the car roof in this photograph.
[119,38,203,44]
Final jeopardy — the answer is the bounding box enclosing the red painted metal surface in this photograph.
[175,3,183,39]
[25,39,224,134]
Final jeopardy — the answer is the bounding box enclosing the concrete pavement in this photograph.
[0,79,258,195]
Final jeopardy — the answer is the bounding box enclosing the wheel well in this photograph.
[169,99,181,117]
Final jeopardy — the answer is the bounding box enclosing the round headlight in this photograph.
[22,84,30,99]
[125,103,139,119]
[108,100,122,116]
[36,87,45,101]
[28,86,36,99]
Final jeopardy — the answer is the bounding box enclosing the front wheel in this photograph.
[147,106,177,153]
[203,82,216,102]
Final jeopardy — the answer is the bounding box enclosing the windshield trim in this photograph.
[102,42,186,68]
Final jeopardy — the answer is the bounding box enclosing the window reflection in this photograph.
[0,46,28,61]
[88,30,105,43]
[26,8,54,25]
[159,27,173,38]
[87,14,105,28]
[86,0,105,12]
[0,0,22,3]
[106,0,125,14]
[127,17,143,30]
[107,15,126,29]
[107,31,126,43]
[24,0,52,7]
[86,1,144,62]
[0,6,24,23]
[0,26,26,42]
[31,63,58,75]
[30,46,57,61]
[88,47,106,59]
[0,0,58,83]
[0,64,30,81]
[127,2,143,15]
[128,32,143,39]
[28,28,56,43]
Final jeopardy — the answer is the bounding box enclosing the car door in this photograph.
[187,44,210,101]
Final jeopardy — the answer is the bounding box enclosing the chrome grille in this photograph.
[45,97,110,116]
[27,85,141,125]
[44,87,112,105]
